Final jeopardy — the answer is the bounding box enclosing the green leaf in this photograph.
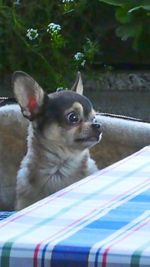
[99,0,150,8]
[128,5,150,13]
[116,7,133,23]
[98,0,124,7]
[143,5,150,10]
[116,23,142,41]
[99,0,144,7]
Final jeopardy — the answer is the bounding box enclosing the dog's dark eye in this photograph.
[67,112,80,124]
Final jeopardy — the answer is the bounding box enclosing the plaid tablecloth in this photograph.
[0,146,150,267]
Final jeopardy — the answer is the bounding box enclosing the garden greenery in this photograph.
[99,0,150,50]
[1,0,150,91]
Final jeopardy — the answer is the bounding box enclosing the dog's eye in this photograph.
[66,112,80,124]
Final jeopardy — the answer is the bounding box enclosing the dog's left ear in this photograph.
[71,71,83,95]
[12,71,45,120]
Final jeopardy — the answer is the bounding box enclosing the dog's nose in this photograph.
[92,116,102,132]
[92,122,101,130]
[92,120,101,131]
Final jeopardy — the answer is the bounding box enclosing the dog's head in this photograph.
[12,71,102,151]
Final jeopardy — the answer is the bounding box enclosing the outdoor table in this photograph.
[0,146,150,267]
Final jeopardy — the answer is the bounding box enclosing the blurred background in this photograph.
[0,0,150,119]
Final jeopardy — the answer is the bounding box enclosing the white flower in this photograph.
[74,52,86,67]
[26,28,39,40]
[62,0,74,2]
[74,52,84,61]
[47,23,61,34]
[14,0,20,4]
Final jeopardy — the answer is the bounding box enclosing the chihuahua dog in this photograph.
[0,71,102,210]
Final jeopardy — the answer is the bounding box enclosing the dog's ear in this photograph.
[71,71,83,95]
[12,71,45,120]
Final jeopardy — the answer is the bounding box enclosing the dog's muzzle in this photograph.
[91,117,103,142]
[92,121,101,130]
[75,117,102,146]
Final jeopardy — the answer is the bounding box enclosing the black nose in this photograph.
[92,117,102,132]
[92,122,101,130]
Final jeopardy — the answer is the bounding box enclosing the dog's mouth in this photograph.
[75,133,102,144]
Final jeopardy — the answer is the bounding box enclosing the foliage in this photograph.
[0,0,150,91]
[99,0,150,51]
[0,0,103,90]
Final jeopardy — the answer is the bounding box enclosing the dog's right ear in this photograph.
[12,71,45,120]
[71,71,83,95]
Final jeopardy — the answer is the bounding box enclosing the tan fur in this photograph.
[64,102,84,120]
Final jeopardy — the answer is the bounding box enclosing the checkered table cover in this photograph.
[0,146,150,267]
[0,212,16,221]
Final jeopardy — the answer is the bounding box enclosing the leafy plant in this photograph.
[0,0,103,91]
[99,0,150,50]
[0,0,150,93]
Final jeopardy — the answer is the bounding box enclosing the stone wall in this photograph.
[84,71,150,91]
